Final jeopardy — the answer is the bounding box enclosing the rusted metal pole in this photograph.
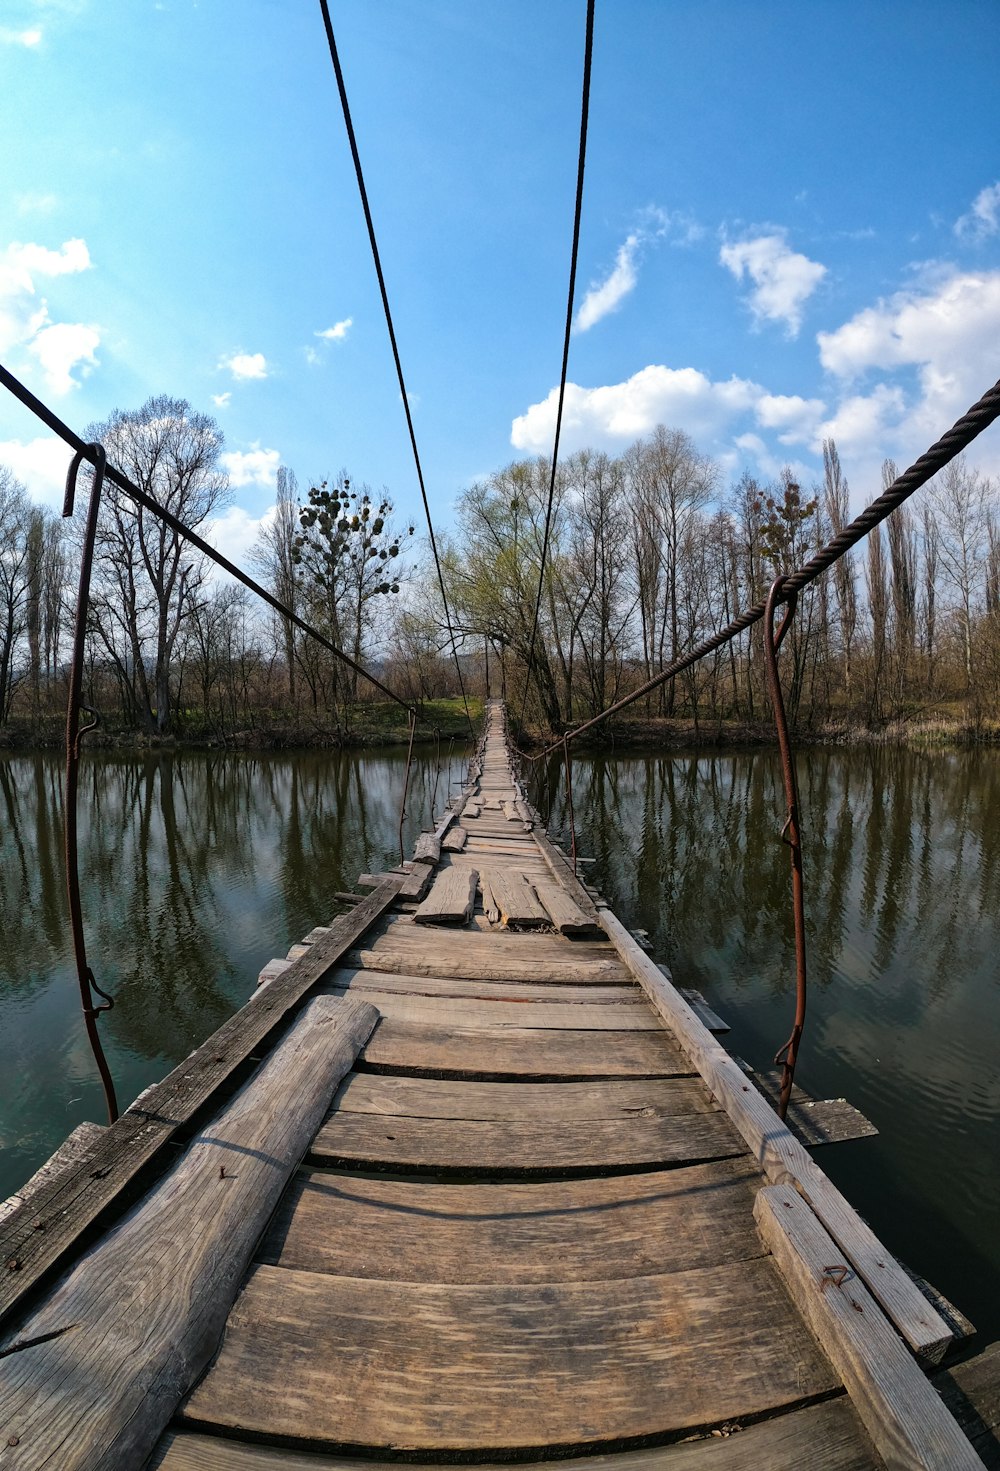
[762,575,807,1122]
[63,446,119,1125]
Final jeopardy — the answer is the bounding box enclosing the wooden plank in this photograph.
[325,967,641,1006]
[678,985,730,1033]
[532,824,603,920]
[598,908,956,1362]
[0,996,378,1471]
[333,1073,715,1121]
[0,879,401,1329]
[413,867,478,926]
[311,1109,745,1174]
[361,1021,694,1079]
[262,1160,764,1284]
[349,949,630,986]
[479,874,499,924]
[485,868,550,927]
[180,1260,839,1452]
[330,987,661,1030]
[0,1123,105,1228]
[442,826,468,852]
[755,1185,983,1470]
[533,878,602,936]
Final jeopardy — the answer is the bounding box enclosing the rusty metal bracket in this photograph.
[63,445,119,1125]
[762,576,807,1123]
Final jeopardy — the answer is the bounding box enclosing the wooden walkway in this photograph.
[0,700,997,1469]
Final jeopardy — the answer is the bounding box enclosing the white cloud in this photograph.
[755,393,827,445]
[955,182,1000,241]
[0,27,42,46]
[212,392,232,408]
[0,236,98,392]
[220,445,280,487]
[575,233,641,332]
[315,318,353,341]
[27,321,100,393]
[206,505,274,571]
[222,351,268,381]
[16,192,58,216]
[0,435,72,507]
[720,231,826,336]
[511,364,762,454]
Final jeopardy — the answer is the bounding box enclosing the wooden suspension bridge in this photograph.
[0,699,997,1469]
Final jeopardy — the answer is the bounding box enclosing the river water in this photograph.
[1,743,998,1342]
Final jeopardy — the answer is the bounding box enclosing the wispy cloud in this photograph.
[221,351,268,381]
[955,182,1000,241]
[0,27,42,47]
[16,192,58,216]
[315,317,353,341]
[720,230,826,336]
[220,444,280,487]
[212,392,231,409]
[574,208,702,334]
[0,236,98,393]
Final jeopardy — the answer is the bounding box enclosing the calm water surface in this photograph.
[532,744,1000,1343]
[1,743,998,1342]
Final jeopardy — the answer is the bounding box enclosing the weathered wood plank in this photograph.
[0,880,401,1330]
[0,1123,105,1228]
[677,986,730,1033]
[333,1072,715,1121]
[413,867,478,926]
[442,826,468,852]
[361,1020,693,1078]
[485,868,550,927]
[180,1261,839,1451]
[331,987,661,1030]
[533,878,603,936]
[599,908,956,1362]
[0,997,378,1471]
[262,1160,764,1283]
[755,1185,983,1470]
[349,948,630,986]
[311,1108,743,1174]
[413,832,442,864]
[325,966,641,1006]
[532,824,604,918]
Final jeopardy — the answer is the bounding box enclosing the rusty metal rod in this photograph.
[397,707,417,865]
[762,576,807,1121]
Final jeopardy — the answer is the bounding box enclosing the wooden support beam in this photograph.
[0,996,378,1471]
[0,877,401,1330]
[598,908,956,1363]
[531,826,603,921]
[755,1185,983,1470]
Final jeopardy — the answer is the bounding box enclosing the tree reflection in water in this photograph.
[0,746,449,1199]
[534,744,1000,1341]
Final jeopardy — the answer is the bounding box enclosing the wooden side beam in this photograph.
[598,908,956,1363]
[0,878,401,1330]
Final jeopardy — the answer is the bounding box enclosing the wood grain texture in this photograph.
[261,1160,764,1282]
[324,966,643,1005]
[442,827,468,851]
[311,1109,744,1174]
[0,997,378,1471]
[0,1122,104,1227]
[0,878,400,1330]
[413,832,442,864]
[181,1260,839,1452]
[332,1073,713,1120]
[599,909,956,1363]
[413,867,478,926]
[360,1020,693,1078]
[349,948,630,986]
[533,879,603,936]
[755,1185,983,1470]
[321,987,661,1030]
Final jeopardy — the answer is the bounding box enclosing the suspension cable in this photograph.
[517,0,595,734]
[317,0,475,742]
[531,374,1000,758]
[0,362,409,710]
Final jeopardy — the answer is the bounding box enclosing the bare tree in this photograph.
[251,465,300,705]
[927,455,996,689]
[822,439,857,696]
[84,396,230,734]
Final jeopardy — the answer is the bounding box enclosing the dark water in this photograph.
[1,745,998,1346]
[530,744,1000,1344]
[0,746,457,1199]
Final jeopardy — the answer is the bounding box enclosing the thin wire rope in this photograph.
[517,0,595,734]
[317,0,475,742]
[0,361,410,711]
[530,374,1000,759]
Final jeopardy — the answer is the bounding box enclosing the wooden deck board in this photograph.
[260,1161,765,1282]
[324,965,642,1005]
[180,1261,840,1452]
[318,987,663,1030]
[360,1020,695,1078]
[332,1073,715,1119]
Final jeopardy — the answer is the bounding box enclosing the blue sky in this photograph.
[1,0,999,566]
